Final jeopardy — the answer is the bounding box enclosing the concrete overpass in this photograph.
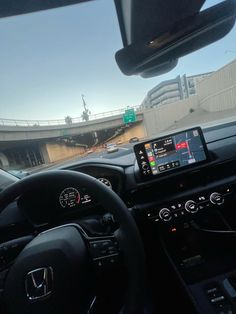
[0,109,144,142]
[0,107,145,169]
[0,101,208,169]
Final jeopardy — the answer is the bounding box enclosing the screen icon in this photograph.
[145,143,151,149]
[176,141,188,150]
[148,156,155,162]
[158,165,166,172]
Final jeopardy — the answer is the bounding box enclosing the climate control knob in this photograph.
[210,192,224,205]
[159,208,172,221]
[185,200,199,213]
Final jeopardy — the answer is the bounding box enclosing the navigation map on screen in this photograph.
[135,128,208,177]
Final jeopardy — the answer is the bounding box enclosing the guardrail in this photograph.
[0,106,142,127]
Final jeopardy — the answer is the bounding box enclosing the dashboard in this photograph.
[3,123,236,314]
[3,124,236,228]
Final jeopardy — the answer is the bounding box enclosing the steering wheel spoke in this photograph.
[87,234,121,270]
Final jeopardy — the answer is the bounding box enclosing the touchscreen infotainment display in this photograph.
[134,127,209,178]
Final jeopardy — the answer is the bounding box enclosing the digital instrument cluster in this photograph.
[134,127,209,178]
[58,178,113,209]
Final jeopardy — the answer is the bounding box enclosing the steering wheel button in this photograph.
[107,248,118,255]
[104,255,119,266]
[210,295,225,303]
[108,255,118,264]
[108,245,115,250]
[101,240,111,247]
[95,260,103,268]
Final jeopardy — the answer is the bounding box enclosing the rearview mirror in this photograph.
[115,0,236,77]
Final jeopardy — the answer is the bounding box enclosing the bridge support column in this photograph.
[39,142,86,164]
[0,153,9,169]
[93,131,98,146]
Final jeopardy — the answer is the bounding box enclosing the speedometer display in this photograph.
[59,187,80,208]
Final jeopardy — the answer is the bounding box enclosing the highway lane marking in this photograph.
[119,147,129,150]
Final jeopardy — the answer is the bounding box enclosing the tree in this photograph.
[65,116,72,124]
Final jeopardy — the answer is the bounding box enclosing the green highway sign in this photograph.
[122,108,136,124]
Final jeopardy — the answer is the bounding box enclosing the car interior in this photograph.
[1,1,236,314]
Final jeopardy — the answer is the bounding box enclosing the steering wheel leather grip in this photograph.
[0,170,146,314]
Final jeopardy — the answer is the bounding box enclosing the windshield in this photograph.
[0,169,18,191]
[0,0,235,174]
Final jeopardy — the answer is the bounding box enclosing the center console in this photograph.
[159,208,236,314]
[132,127,236,313]
[150,182,236,314]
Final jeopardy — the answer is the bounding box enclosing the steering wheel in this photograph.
[0,170,146,314]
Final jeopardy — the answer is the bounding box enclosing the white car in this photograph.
[106,143,118,153]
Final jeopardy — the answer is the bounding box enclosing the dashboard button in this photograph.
[159,208,172,221]
[198,195,206,201]
[147,209,158,219]
[185,200,199,213]
[219,186,232,195]
[210,192,224,205]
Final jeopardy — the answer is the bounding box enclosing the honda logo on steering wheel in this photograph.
[25,267,53,301]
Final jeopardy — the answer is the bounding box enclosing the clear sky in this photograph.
[0,0,235,120]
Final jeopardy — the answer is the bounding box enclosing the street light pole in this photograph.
[81,94,91,122]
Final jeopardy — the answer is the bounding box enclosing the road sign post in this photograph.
[122,109,136,124]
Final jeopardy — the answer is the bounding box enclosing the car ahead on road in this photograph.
[129,137,139,143]
[106,143,118,153]
[116,140,123,145]
[86,149,93,154]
